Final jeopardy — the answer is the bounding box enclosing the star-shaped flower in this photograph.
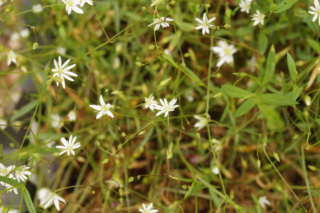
[7,50,17,66]
[309,0,320,25]
[195,13,216,36]
[194,115,209,130]
[144,94,157,111]
[40,193,66,211]
[155,98,179,118]
[252,10,265,26]
[56,135,81,156]
[139,203,158,213]
[89,95,114,119]
[51,56,77,89]
[239,0,252,14]
[211,40,237,67]
[15,166,31,182]
[258,196,271,208]
[62,0,83,15]
[148,17,173,31]
[80,0,93,7]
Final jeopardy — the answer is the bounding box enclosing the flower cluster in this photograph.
[144,94,179,118]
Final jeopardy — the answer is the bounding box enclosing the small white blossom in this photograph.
[139,203,158,213]
[56,135,81,156]
[32,4,43,13]
[1,182,18,194]
[144,94,157,111]
[67,110,76,121]
[239,0,252,14]
[195,13,216,36]
[62,0,84,15]
[89,95,114,119]
[0,119,7,130]
[56,46,67,55]
[40,192,66,211]
[7,50,17,66]
[51,56,77,89]
[309,0,320,25]
[0,163,15,176]
[212,166,219,175]
[148,17,173,31]
[20,28,30,38]
[194,115,208,130]
[15,166,32,182]
[211,41,237,67]
[51,114,63,129]
[80,0,93,7]
[155,98,179,118]
[10,32,20,41]
[252,10,265,26]
[258,196,271,208]
[0,0,3,6]
[38,188,53,206]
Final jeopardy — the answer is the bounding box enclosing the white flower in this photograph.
[0,207,19,213]
[40,193,66,211]
[7,50,17,66]
[155,98,179,118]
[56,46,67,55]
[15,166,31,182]
[0,0,3,6]
[62,0,84,15]
[89,95,114,119]
[239,0,252,14]
[144,94,157,111]
[10,32,20,41]
[20,28,30,38]
[80,0,93,7]
[139,203,158,213]
[195,13,216,36]
[56,135,81,156]
[51,114,63,129]
[0,119,7,130]
[211,40,237,67]
[32,4,43,13]
[38,188,53,206]
[148,17,173,31]
[51,56,77,89]
[1,182,18,194]
[211,166,219,175]
[194,115,208,130]
[0,163,15,176]
[252,10,265,26]
[258,196,271,208]
[309,0,320,25]
[67,110,76,121]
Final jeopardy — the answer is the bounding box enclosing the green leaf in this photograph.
[23,187,37,213]
[260,93,297,106]
[258,104,285,131]
[32,42,39,50]
[101,158,109,164]
[262,45,276,85]
[258,32,268,54]
[287,53,297,82]
[222,84,253,99]
[234,99,256,117]
[307,38,320,55]
[10,100,38,122]
[275,0,298,13]
[0,176,36,213]
[128,177,134,183]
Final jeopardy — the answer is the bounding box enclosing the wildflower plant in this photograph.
[1,0,320,212]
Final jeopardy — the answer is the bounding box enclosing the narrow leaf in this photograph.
[10,100,38,122]
[307,38,320,55]
[222,84,253,99]
[258,32,268,54]
[287,53,297,82]
[273,152,280,162]
[263,45,276,85]
[275,0,298,13]
[234,99,256,117]
[260,93,297,106]
[23,187,37,213]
